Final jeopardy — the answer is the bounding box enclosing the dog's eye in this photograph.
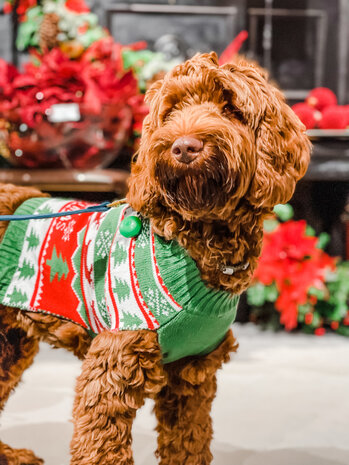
[223,104,235,114]
[223,104,245,123]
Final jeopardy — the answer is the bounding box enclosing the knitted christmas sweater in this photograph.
[0,197,239,363]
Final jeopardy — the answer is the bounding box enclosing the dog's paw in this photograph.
[0,444,44,465]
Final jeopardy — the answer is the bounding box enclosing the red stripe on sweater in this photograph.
[105,207,127,330]
[80,214,102,333]
[151,232,182,311]
[129,238,159,330]
[30,202,72,309]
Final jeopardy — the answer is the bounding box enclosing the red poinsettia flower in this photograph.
[0,38,145,131]
[65,0,90,13]
[17,0,37,15]
[253,220,336,330]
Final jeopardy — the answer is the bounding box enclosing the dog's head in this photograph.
[128,52,310,222]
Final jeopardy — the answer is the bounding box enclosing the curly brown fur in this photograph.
[0,52,310,465]
[70,330,166,465]
[154,330,237,465]
[0,185,92,462]
[128,52,311,294]
[0,443,43,465]
[0,310,43,465]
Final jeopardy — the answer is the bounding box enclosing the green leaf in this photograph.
[247,283,267,306]
[79,28,106,48]
[305,225,316,237]
[263,219,279,232]
[16,13,43,50]
[337,326,349,337]
[26,6,43,19]
[309,311,322,328]
[273,204,294,221]
[308,287,325,299]
[332,307,346,320]
[264,283,278,302]
[317,232,331,250]
[298,304,312,319]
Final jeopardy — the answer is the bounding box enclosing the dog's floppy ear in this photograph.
[246,82,311,209]
[145,79,163,105]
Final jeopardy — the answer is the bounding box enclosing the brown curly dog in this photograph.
[0,52,310,465]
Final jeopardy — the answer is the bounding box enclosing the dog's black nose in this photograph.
[171,137,203,164]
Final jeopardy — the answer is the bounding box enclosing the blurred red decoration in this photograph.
[318,105,348,130]
[306,87,337,111]
[293,87,348,130]
[291,102,321,130]
[65,0,90,13]
[219,30,248,65]
[0,38,148,168]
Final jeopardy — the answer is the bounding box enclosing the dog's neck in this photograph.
[140,200,266,295]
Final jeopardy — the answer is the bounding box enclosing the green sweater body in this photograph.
[0,197,239,363]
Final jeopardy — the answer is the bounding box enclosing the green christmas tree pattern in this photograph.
[113,278,131,302]
[120,311,144,328]
[18,259,35,279]
[71,227,90,327]
[26,229,40,250]
[113,242,128,266]
[46,247,69,282]
[9,287,28,304]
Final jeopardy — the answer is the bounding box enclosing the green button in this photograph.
[119,215,142,238]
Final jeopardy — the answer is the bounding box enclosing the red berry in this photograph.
[304,312,313,325]
[292,103,318,130]
[306,87,337,111]
[330,321,339,330]
[319,106,347,130]
[3,2,12,13]
[314,327,326,336]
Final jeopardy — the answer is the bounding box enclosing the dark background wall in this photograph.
[1,0,348,102]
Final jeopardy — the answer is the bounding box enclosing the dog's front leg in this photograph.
[154,330,238,465]
[70,330,166,465]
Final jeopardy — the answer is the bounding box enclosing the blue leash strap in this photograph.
[0,201,111,221]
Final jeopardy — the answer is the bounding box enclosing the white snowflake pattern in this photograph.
[96,230,113,258]
[145,288,170,317]
[97,299,111,326]
[135,221,150,249]
[62,219,76,242]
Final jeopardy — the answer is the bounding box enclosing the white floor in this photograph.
[1,323,349,465]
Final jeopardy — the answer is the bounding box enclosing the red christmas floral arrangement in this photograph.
[247,205,349,336]
[0,38,148,168]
